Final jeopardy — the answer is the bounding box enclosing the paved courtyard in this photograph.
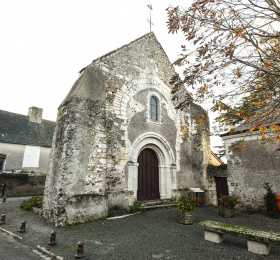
[0,197,279,260]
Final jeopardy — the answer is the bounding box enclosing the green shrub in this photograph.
[108,205,129,217]
[20,169,29,173]
[108,204,140,217]
[20,196,43,211]
[264,183,279,219]
[128,205,138,213]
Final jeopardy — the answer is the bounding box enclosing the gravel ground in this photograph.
[0,197,280,260]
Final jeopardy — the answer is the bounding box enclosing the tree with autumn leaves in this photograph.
[167,0,280,148]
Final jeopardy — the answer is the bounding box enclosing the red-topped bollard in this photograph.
[19,220,26,233]
[48,230,57,245]
[75,241,84,259]
[0,214,5,225]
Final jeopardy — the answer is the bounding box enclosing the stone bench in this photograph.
[198,220,280,255]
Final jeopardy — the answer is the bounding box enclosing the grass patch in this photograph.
[20,169,29,173]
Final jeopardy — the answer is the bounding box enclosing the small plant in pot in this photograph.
[173,193,199,225]
[218,194,242,218]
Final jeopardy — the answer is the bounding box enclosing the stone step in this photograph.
[140,203,175,212]
[140,200,163,207]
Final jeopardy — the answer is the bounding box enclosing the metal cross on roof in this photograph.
[147,4,154,32]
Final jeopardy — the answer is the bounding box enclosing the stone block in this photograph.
[204,230,224,243]
[100,159,107,165]
[247,240,270,255]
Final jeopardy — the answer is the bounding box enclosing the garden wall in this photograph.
[0,172,46,197]
[226,140,280,212]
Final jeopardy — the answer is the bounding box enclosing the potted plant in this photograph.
[218,194,242,218]
[173,193,199,224]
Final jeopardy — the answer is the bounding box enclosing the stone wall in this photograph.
[43,67,108,226]
[222,131,280,211]
[178,103,211,204]
[226,139,280,211]
[64,194,108,225]
[107,191,134,208]
[190,103,211,189]
[0,172,46,196]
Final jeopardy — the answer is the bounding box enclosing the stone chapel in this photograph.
[43,32,211,226]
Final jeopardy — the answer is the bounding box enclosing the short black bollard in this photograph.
[3,196,6,203]
[0,214,5,225]
[75,241,84,259]
[48,230,57,245]
[19,220,26,233]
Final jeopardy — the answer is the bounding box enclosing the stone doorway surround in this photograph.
[127,132,177,200]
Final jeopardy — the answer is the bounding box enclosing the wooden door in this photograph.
[137,148,160,200]
[215,177,229,203]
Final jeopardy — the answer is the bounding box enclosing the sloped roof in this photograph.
[78,32,175,75]
[221,101,280,137]
[0,110,55,147]
[93,32,171,64]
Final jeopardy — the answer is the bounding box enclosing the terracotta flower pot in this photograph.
[177,210,194,224]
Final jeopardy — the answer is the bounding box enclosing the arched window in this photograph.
[150,96,158,121]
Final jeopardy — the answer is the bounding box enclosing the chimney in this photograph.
[28,107,43,124]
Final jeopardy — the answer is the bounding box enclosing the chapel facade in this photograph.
[43,32,211,226]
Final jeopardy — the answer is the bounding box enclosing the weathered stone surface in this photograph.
[0,172,46,196]
[199,220,280,245]
[206,166,228,206]
[222,134,280,211]
[247,240,270,255]
[43,32,211,226]
[204,230,224,243]
[107,190,134,207]
[65,194,108,225]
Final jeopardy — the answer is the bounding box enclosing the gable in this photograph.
[91,32,176,88]
[62,32,177,111]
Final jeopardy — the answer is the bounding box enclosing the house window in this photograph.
[150,95,159,121]
[0,154,6,172]
[22,146,40,168]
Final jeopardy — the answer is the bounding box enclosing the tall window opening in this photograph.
[150,96,158,121]
[0,154,6,172]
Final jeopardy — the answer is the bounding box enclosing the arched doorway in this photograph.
[137,148,160,200]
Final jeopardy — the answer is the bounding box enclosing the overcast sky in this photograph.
[0,0,223,151]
